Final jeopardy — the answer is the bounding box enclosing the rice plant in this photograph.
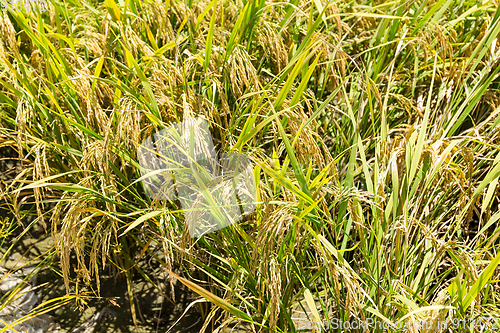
[1,0,500,332]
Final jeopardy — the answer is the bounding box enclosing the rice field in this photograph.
[1,0,500,332]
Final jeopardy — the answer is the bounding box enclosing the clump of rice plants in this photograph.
[1,0,500,332]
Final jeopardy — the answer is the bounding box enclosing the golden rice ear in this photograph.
[286,102,333,170]
[123,27,155,58]
[180,95,216,161]
[147,0,175,43]
[77,28,106,58]
[0,14,18,55]
[251,206,293,330]
[256,22,288,73]
[14,100,32,160]
[67,56,111,135]
[115,97,144,154]
[226,45,258,98]
[31,142,50,230]
[149,61,183,120]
